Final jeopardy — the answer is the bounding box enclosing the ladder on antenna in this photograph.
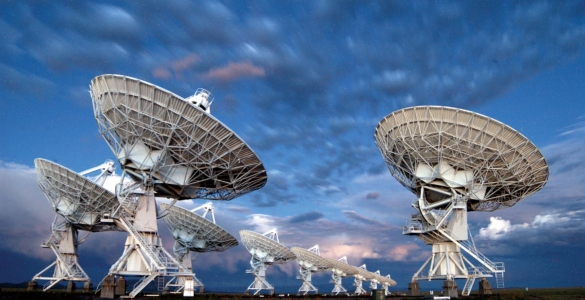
[118,216,165,270]
[495,270,505,288]
[131,274,158,298]
[158,275,165,291]
[462,271,478,296]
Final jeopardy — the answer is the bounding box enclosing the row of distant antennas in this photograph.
[254,229,393,296]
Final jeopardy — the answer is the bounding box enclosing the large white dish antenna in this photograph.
[160,203,238,252]
[375,106,548,212]
[35,158,119,232]
[90,74,267,200]
[240,230,296,264]
[291,247,332,270]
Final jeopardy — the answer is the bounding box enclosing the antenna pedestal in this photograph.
[353,275,366,295]
[405,198,504,296]
[297,264,318,295]
[245,257,274,295]
[105,188,195,298]
[331,269,348,295]
[165,248,204,294]
[331,268,349,296]
[32,221,90,291]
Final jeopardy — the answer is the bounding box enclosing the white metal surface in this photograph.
[375,106,548,212]
[90,74,267,200]
[160,202,238,294]
[161,202,238,253]
[375,106,548,291]
[240,229,296,295]
[291,245,331,295]
[35,158,119,232]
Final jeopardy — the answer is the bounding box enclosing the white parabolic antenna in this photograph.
[291,245,331,295]
[240,229,296,295]
[91,74,267,200]
[375,106,548,297]
[161,203,238,253]
[160,202,238,293]
[32,158,120,291]
[325,256,358,295]
[90,74,268,298]
[35,158,119,231]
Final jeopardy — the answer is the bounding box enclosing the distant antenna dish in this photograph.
[240,229,296,295]
[376,273,396,296]
[31,159,120,291]
[35,159,119,231]
[161,202,238,253]
[160,202,238,293]
[90,74,267,297]
[375,106,549,297]
[325,256,358,295]
[351,264,374,295]
[291,245,331,295]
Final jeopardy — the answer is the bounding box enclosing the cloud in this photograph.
[477,216,530,240]
[0,162,54,260]
[202,61,266,82]
[365,192,380,200]
[288,211,324,224]
[172,53,201,72]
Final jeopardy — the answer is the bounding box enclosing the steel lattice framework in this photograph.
[90,74,267,200]
[35,158,119,232]
[160,203,238,253]
[375,106,549,211]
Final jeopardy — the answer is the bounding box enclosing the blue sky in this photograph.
[1,0,585,292]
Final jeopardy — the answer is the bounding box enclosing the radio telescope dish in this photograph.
[35,158,119,232]
[326,256,357,295]
[90,74,267,200]
[161,203,238,253]
[32,159,120,292]
[160,202,238,294]
[240,229,295,295]
[375,106,548,212]
[375,106,549,298]
[291,245,331,295]
[90,74,268,297]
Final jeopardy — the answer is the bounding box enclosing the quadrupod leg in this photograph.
[245,257,274,295]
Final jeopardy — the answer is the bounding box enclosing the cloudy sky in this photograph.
[1,0,585,292]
